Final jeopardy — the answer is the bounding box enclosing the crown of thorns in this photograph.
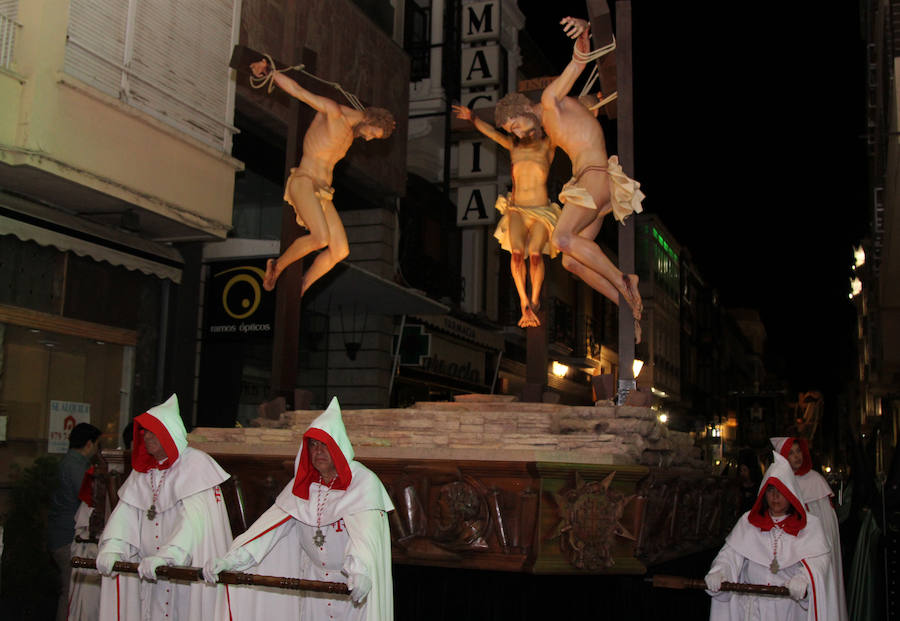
[359,107,395,138]
[494,93,538,127]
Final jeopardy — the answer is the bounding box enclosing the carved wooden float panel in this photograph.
[210,455,651,574]
[95,450,736,575]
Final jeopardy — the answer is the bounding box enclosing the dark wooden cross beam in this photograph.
[613,0,636,400]
[586,0,618,118]
[229,45,370,109]
[229,43,319,406]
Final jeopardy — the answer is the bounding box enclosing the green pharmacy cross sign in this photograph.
[395,324,431,366]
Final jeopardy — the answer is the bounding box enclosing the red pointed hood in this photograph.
[291,397,354,500]
[131,394,188,472]
[78,466,95,507]
[748,451,807,535]
[771,436,812,476]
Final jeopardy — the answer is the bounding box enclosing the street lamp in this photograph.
[551,361,569,378]
[632,358,644,378]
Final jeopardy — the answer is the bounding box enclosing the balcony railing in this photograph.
[0,13,21,71]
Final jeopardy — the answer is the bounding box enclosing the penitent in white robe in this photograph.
[98,395,233,621]
[796,470,847,621]
[708,513,834,621]
[68,502,100,621]
[707,452,838,621]
[218,396,394,621]
[772,436,848,621]
[221,499,392,621]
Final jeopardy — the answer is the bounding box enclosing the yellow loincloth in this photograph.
[283,168,335,229]
[558,155,645,224]
[493,194,562,258]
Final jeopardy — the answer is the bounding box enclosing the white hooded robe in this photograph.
[67,468,100,621]
[771,436,847,621]
[218,396,394,621]
[706,452,838,621]
[98,394,233,621]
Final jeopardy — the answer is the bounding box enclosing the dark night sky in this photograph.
[519,2,870,395]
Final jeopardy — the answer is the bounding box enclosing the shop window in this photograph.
[0,323,131,509]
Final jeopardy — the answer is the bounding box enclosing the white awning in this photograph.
[0,193,183,282]
[305,262,449,316]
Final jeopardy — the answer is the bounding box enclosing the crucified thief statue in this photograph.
[249,58,396,295]
[453,100,560,328]
[543,18,645,337]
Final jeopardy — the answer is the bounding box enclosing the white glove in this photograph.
[786,572,809,600]
[348,573,372,604]
[137,555,169,581]
[96,552,121,577]
[203,548,254,584]
[704,568,728,592]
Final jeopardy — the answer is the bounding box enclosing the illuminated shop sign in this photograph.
[204,259,275,340]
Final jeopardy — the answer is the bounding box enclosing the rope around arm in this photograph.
[249,53,366,112]
[575,37,618,105]
[573,37,616,64]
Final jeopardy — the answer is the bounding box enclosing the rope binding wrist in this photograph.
[249,52,366,112]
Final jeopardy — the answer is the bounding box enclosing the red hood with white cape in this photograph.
[223,397,394,621]
[117,393,230,510]
[270,395,394,525]
[771,437,847,621]
[709,452,837,621]
[771,436,833,504]
[99,394,232,621]
[728,452,827,564]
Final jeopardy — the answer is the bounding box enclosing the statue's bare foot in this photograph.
[263,259,278,291]
[634,319,642,344]
[623,273,642,320]
[518,305,541,328]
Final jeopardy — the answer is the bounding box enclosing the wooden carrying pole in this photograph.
[650,574,791,597]
[71,557,350,595]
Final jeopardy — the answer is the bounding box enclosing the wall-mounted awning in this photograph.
[305,262,449,316]
[0,192,183,282]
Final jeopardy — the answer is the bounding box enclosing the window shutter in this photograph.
[64,0,128,99]
[0,1,19,19]
[64,0,237,151]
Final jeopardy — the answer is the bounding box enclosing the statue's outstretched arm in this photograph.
[541,19,590,106]
[250,59,341,117]
[452,104,512,150]
[271,72,342,116]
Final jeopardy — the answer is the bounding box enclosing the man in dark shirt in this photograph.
[47,422,101,621]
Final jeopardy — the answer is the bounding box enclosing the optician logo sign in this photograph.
[204,260,275,340]
[218,265,265,320]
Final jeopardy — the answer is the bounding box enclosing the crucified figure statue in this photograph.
[508,18,645,338]
[453,99,560,328]
[249,58,396,296]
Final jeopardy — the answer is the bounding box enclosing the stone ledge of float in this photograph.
[281,404,652,432]
[347,445,634,465]
[404,401,636,416]
[188,439,300,456]
[188,435,641,466]
[188,427,302,444]
[614,405,658,420]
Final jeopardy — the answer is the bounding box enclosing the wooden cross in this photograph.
[586,0,618,118]
[229,43,318,405]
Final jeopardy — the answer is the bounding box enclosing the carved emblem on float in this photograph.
[432,480,491,550]
[549,471,636,570]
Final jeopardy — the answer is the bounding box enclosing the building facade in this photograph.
[856,0,900,459]
[0,0,240,509]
